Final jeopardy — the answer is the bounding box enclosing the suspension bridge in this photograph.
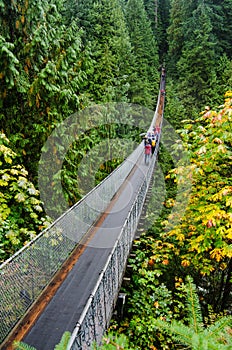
[0,75,166,350]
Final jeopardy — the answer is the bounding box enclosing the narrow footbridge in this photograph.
[0,78,166,350]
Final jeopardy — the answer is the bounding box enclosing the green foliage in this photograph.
[94,158,124,185]
[176,2,217,112]
[167,0,232,109]
[61,124,127,207]
[113,265,231,349]
[13,332,131,350]
[39,102,143,218]
[13,331,71,350]
[0,0,162,218]
[0,132,51,262]
[107,94,232,349]
[0,35,19,92]
[0,0,93,178]
[160,79,186,128]
[13,342,37,350]
[166,93,232,272]
[153,276,232,350]
[167,0,190,77]
[117,237,185,349]
[214,54,232,101]
[144,0,170,60]
[87,0,134,102]
[125,0,160,107]
[54,331,71,350]
[93,332,132,349]
[65,0,134,103]
[1,0,162,197]
[210,0,232,57]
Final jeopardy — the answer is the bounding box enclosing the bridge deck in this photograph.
[21,153,151,349]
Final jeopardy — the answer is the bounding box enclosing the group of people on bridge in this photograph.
[144,126,160,165]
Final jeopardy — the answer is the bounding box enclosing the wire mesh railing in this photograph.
[1,75,165,346]
[0,142,143,346]
[67,83,165,349]
[67,133,160,350]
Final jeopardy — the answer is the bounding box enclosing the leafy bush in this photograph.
[0,132,51,262]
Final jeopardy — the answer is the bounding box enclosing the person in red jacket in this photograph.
[144,140,152,165]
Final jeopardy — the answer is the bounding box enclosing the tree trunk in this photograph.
[154,0,158,28]
[220,258,232,311]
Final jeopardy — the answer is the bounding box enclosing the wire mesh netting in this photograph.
[68,137,160,350]
[0,145,143,345]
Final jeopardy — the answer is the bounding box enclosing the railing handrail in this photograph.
[68,74,165,350]
[68,128,161,349]
[1,73,166,347]
[0,143,143,270]
[67,76,165,349]
[0,132,144,346]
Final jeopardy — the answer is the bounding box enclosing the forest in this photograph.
[0,0,232,349]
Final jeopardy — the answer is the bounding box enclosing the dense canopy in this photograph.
[1,0,232,349]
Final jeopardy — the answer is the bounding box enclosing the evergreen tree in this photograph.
[125,0,159,107]
[220,0,232,57]
[144,0,170,61]
[65,0,133,103]
[0,0,92,178]
[176,2,217,112]
[88,0,133,102]
[214,54,232,102]
[64,0,94,33]
[208,0,232,58]
[167,0,232,92]
[167,0,198,77]
[154,276,232,350]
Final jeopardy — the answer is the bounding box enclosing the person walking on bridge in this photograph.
[144,140,151,165]
[151,136,156,155]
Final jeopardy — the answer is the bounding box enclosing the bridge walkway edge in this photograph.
[5,151,155,350]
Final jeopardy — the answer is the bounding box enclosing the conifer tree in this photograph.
[154,276,232,350]
[176,2,216,112]
[90,0,133,102]
[220,0,232,57]
[209,0,232,58]
[167,0,198,77]
[0,0,91,177]
[65,0,133,103]
[125,0,159,107]
[64,0,96,42]
[144,0,170,60]
[214,54,232,103]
